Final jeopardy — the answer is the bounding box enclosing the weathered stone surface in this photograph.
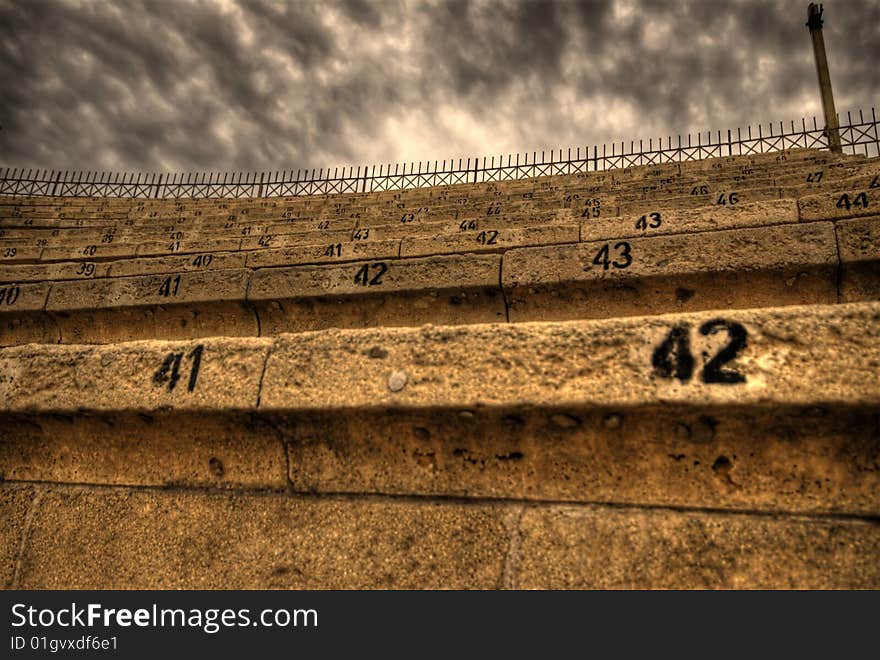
[780,171,880,198]
[246,239,401,268]
[0,485,33,589]
[106,251,248,277]
[48,269,250,310]
[136,238,242,257]
[259,302,880,410]
[0,413,286,489]
[581,200,798,243]
[249,254,506,333]
[618,186,780,215]
[504,222,837,322]
[50,302,259,343]
[0,282,59,346]
[799,188,880,221]
[280,404,880,515]
[516,505,880,589]
[0,281,51,311]
[40,243,135,262]
[46,269,257,343]
[0,246,43,262]
[0,311,60,347]
[17,488,508,589]
[1,151,878,590]
[836,216,880,302]
[0,337,270,411]
[0,217,59,229]
[0,261,112,283]
[400,224,578,257]
[774,162,880,187]
[612,162,681,181]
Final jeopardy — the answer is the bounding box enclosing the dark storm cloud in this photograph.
[0,0,877,174]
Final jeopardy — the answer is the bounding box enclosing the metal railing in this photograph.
[1,108,877,199]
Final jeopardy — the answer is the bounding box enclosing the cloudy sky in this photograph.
[0,0,878,175]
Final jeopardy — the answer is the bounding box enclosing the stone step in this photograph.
[0,216,877,345]
[503,221,839,322]
[3,483,876,589]
[0,302,877,517]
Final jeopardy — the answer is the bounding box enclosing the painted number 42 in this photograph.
[652,319,748,384]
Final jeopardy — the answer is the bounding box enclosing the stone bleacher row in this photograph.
[0,150,877,347]
[1,147,878,589]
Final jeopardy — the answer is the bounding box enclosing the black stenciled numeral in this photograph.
[0,285,21,306]
[690,185,708,195]
[476,230,499,245]
[153,351,182,391]
[187,344,203,392]
[592,242,632,270]
[699,319,747,384]
[651,323,694,382]
[83,245,97,256]
[459,220,477,231]
[635,212,661,231]
[716,192,739,205]
[192,254,213,268]
[806,171,824,183]
[652,319,748,384]
[580,200,601,218]
[153,344,204,392]
[369,263,387,285]
[323,243,342,257]
[159,275,181,297]
[76,262,96,277]
[354,262,387,286]
[836,191,869,210]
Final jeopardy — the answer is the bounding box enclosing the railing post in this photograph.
[806,3,842,153]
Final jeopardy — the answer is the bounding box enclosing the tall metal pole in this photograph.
[806,3,842,153]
